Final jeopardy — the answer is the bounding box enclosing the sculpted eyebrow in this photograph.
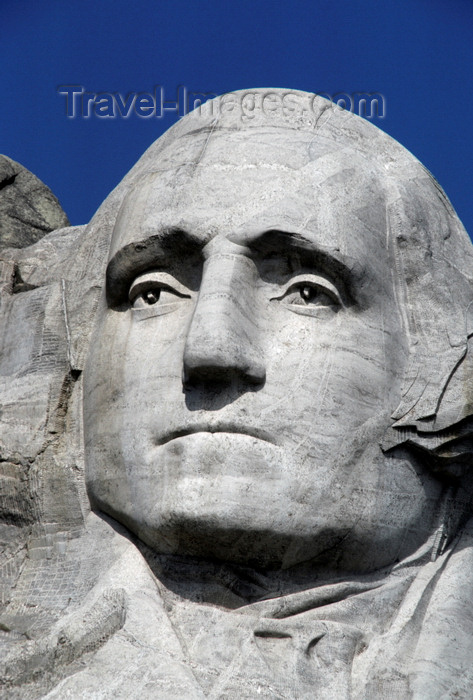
[246,229,358,302]
[106,228,202,307]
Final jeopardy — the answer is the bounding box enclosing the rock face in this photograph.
[0,155,69,250]
[1,89,473,699]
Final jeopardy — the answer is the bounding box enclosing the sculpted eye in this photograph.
[137,289,160,306]
[271,275,342,316]
[286,284,332,306]
[131,285,165,308]
[128,272,192,317]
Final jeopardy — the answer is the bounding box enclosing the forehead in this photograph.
[110,128,389,266]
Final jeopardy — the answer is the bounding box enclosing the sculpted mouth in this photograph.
[155,424,276,446]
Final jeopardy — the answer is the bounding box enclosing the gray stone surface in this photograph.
[0,155,69,250]
[1,89,473,698]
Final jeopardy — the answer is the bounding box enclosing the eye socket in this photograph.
[128,272,192,315]
[130,285,168,309]
[270,275,342,316]
[130,282,182,309]
[286,284,333,306]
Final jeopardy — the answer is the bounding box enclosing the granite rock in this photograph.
[1,89,473,699]
[0,155,69,250]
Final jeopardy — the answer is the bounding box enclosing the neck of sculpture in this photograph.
[136,539,435,609]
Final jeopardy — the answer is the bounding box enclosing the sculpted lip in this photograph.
[154,424,276,446]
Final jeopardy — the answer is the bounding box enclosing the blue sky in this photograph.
[2,0,472,236]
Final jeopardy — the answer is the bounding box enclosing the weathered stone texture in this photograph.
[1,89,473,698]
[0,156,69,250]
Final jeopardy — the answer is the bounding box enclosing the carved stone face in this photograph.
[84,128,443,572]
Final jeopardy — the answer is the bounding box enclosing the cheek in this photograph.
[264,309,405,433]
[91,305,190,398]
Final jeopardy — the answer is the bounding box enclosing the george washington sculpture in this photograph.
[1,89,473,699]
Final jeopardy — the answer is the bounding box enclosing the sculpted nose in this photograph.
[182,255,266,389]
